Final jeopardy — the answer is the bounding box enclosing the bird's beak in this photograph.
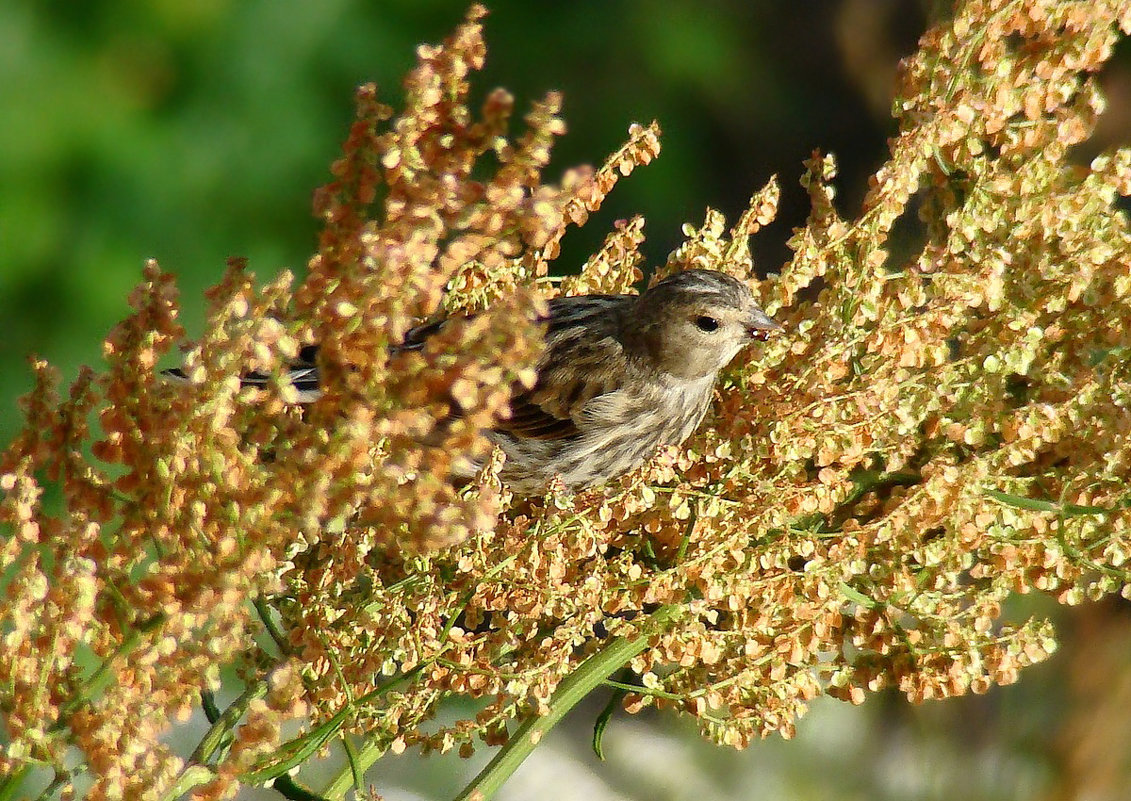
[745,307,784,341]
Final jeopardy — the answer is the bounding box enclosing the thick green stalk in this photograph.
[452,604,680,801]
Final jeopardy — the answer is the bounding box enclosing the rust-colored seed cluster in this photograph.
[3,2,1131,798]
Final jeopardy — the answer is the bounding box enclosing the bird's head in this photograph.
[632,270,783,379]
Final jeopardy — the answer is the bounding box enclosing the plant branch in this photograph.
[452,603,681,801]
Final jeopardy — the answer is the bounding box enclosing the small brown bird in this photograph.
[165,270,781,493]
[481,269,781,492]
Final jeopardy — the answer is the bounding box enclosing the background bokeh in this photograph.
[3,1,1130,799]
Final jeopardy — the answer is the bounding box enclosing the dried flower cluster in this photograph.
[3,2,1131,799]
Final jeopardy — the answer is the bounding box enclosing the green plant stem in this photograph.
[321,739,383,799]
[244,665,424,796]
[51,613,166,732]
[340,735,364,794]
[201,688,222,723]
[32,767,78,801]
[452,603,680,801]
[591,668,633,760]
[191,680,268,764]
[317,670,427,799]
[271,775,329,801]
[161,765,215,801]
[0,766,30,801]
[255,595,292,655]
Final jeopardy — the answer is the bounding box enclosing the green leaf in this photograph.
[985,489,1117,517]
[839,582,880,609]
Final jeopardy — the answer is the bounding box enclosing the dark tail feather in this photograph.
[160,346,323,403]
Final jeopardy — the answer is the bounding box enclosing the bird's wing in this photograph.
[494,294,630,441]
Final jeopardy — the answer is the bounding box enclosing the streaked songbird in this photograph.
[164,269,782,493]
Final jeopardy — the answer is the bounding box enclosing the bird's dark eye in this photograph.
[695,315,719,332]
